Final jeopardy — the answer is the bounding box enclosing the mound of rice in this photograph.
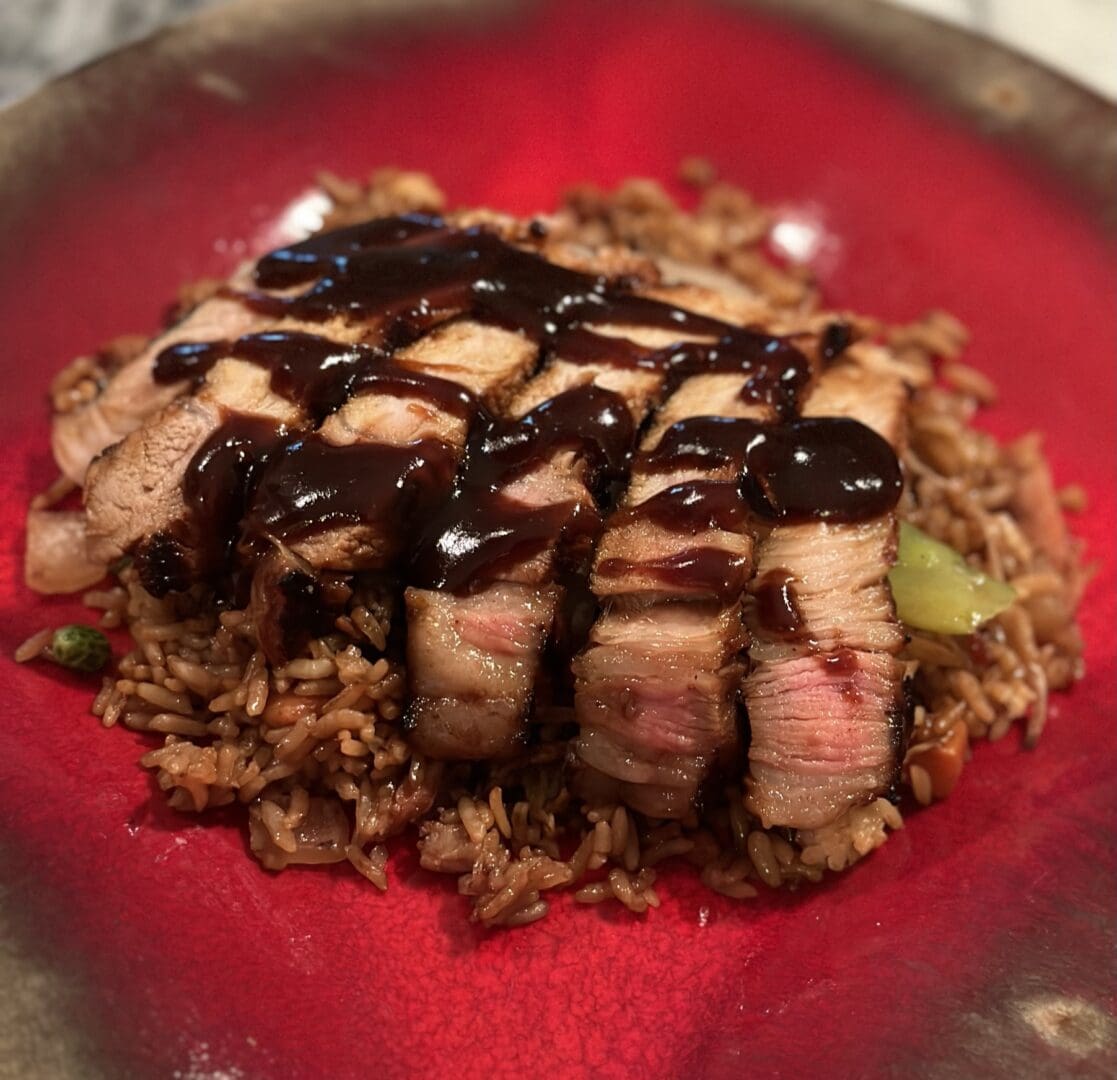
[21,166,1086,927]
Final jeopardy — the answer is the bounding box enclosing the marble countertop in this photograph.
[1,0,1115,105]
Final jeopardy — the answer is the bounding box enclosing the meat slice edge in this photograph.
[573,372,775,819]
[742,345,911,831]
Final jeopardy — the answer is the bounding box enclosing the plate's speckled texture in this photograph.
[0,1,1113,1077]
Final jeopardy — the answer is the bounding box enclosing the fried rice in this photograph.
[18,165,1087,927]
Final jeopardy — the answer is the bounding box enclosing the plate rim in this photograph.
[0,0,1114,238]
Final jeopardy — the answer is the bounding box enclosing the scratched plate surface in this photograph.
[0,1,1113,1076]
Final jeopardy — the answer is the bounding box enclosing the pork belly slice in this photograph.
[595,373,774,601]
[745,649,906,829]
[52,293,267,485]
[591,513,753,600]
[802,346,907,448]
[394,319,538,411]
[404,359,652,760]
[573,601,745,818]
[263,318,540,572]
[742,347,911,830]
[746,517,903,657]
[404,584,558,759]
[84,358,301,583]
[572,370,776,817]
[265,389,473,573]
[50,225,533,488]
[241,320,540,661]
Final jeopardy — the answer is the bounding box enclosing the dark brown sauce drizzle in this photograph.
[752,568,804,637]
[241,214,810,417]
[245,436,462,546]
[410,384,634,591]
[636,415,901,524]
[596,548,751,598]
[617,480,747,533]
[138,216,900,603]
[154,331,476,424]
[596,415,902,599]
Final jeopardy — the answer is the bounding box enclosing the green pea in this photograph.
[889,522,1016,636]
[48,624,111,673]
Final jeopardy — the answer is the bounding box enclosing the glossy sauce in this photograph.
[602,414,902,599]
[635,415,901,523]
[154,331,477,423]
[245,436,461,545]
[596,548,751,598]
[139,216,900,599]
[410,383,634,591]
[241,214,809,415]
[617,480,747,533]
[752,568,804,636]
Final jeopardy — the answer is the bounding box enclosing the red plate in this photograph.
[1,1,1114,1075]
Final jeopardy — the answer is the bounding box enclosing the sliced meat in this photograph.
[404,584,558,759]
[744,649,905,829]
[84,358,301,587]
[573,371,774,818]
[593,373,773,602]
[742,345,911,830]
[52,291,267,485]
[52,221,519,488]
[746,517,903,658]
[394,319,538,412]
[573,601,746,818]
[24,509,106,595]
[247,546,356,667]
[84,307,541,596]
[239,320,540,661]
[404,280,753,762]
[261,379,474,574]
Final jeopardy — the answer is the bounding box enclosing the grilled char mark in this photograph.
[574,369,779,819]
[742,348,911,831]
[249,547,354,667]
